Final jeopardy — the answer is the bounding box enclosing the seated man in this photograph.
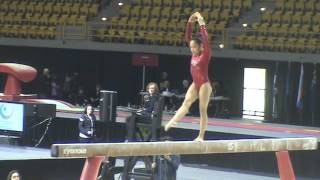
[126,82,161,141]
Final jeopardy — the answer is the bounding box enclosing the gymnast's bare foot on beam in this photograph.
[164,120,177,131]
[194,136,204,142]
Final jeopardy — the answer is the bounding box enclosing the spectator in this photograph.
[180,79,190,95]
[159,72,170,92]
[172,79,190,111]
[90,84,101,107]
[158,72,174,111]
[50,75,62,99]
[38,68,51,98]
[74,87,89,107]
[79,105,97,143]
[62,73,72,102]
[7,170,21,180]
[161,81,171,93]
[153,136,180,180]
[161,80,174,111]
[214,80,226,97]
[70,72,80,97]
[210,79,217,95]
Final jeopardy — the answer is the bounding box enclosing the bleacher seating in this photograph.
[95,0,253,46]
[235,0,320,53]
[0,0,100,39]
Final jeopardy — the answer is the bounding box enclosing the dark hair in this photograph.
[83,104,94,114]
[191,37,202,45]
[7,170,21,180]
[146,82,159,94]
[191,32,203,45]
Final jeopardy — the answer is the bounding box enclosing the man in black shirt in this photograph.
[126,82,161,141]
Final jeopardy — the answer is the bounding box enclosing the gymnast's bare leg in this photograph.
[165,12,212,142]
[164,83,198,131]
[194,82,212,142]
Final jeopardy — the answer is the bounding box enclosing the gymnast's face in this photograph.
[190,40,203,56]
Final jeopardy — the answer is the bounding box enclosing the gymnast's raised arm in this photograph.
[194,12,211,58]
[185,13,197,44]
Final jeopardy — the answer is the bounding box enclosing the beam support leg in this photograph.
[276,151,296,180]
[80,156,105,180]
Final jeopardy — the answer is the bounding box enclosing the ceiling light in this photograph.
[260,7,266,11]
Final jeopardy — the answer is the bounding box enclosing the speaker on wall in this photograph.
[99,90,117,122]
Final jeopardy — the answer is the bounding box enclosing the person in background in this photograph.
[172,79,191,111]
[161,80,174,111]
[90,84,102,107]
[70,72,80,97]
[62,73,72,102]
[159,72,170,92]
[180,79,190,95]
[159,72,173,111]
[153,136,180,180]
[50,74,62,99]
[214,80,226,97]
[75,87,89,107]
[7,170,21,180]
[79,105,96,143]
[39,68,51,98]
[126,82,161,141]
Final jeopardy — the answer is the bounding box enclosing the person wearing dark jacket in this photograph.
[153,136,180,180]
[79,105,96,143]
[126,82,161,141]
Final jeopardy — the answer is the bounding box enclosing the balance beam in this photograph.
[51,137,318,180]
[51,137,317,158]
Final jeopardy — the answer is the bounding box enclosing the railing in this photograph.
[1,20,320,54]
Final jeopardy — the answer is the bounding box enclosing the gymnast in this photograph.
[165,12,212,142]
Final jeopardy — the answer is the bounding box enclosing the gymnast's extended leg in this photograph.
[165,83,198,131]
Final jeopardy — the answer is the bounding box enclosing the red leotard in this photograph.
[185,22,212,91]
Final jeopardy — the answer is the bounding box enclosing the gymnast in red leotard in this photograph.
[165,12,212,142]
[189,18,211,91]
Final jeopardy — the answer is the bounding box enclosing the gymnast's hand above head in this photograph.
[188,13,197,23]
[193,12,205,26]
[193,12,202,19]
[189,12,205,26]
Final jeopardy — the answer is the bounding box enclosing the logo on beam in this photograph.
[63,148,87,155]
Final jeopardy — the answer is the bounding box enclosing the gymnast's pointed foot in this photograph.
[194,136,204,142]
[165,120,177,131]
